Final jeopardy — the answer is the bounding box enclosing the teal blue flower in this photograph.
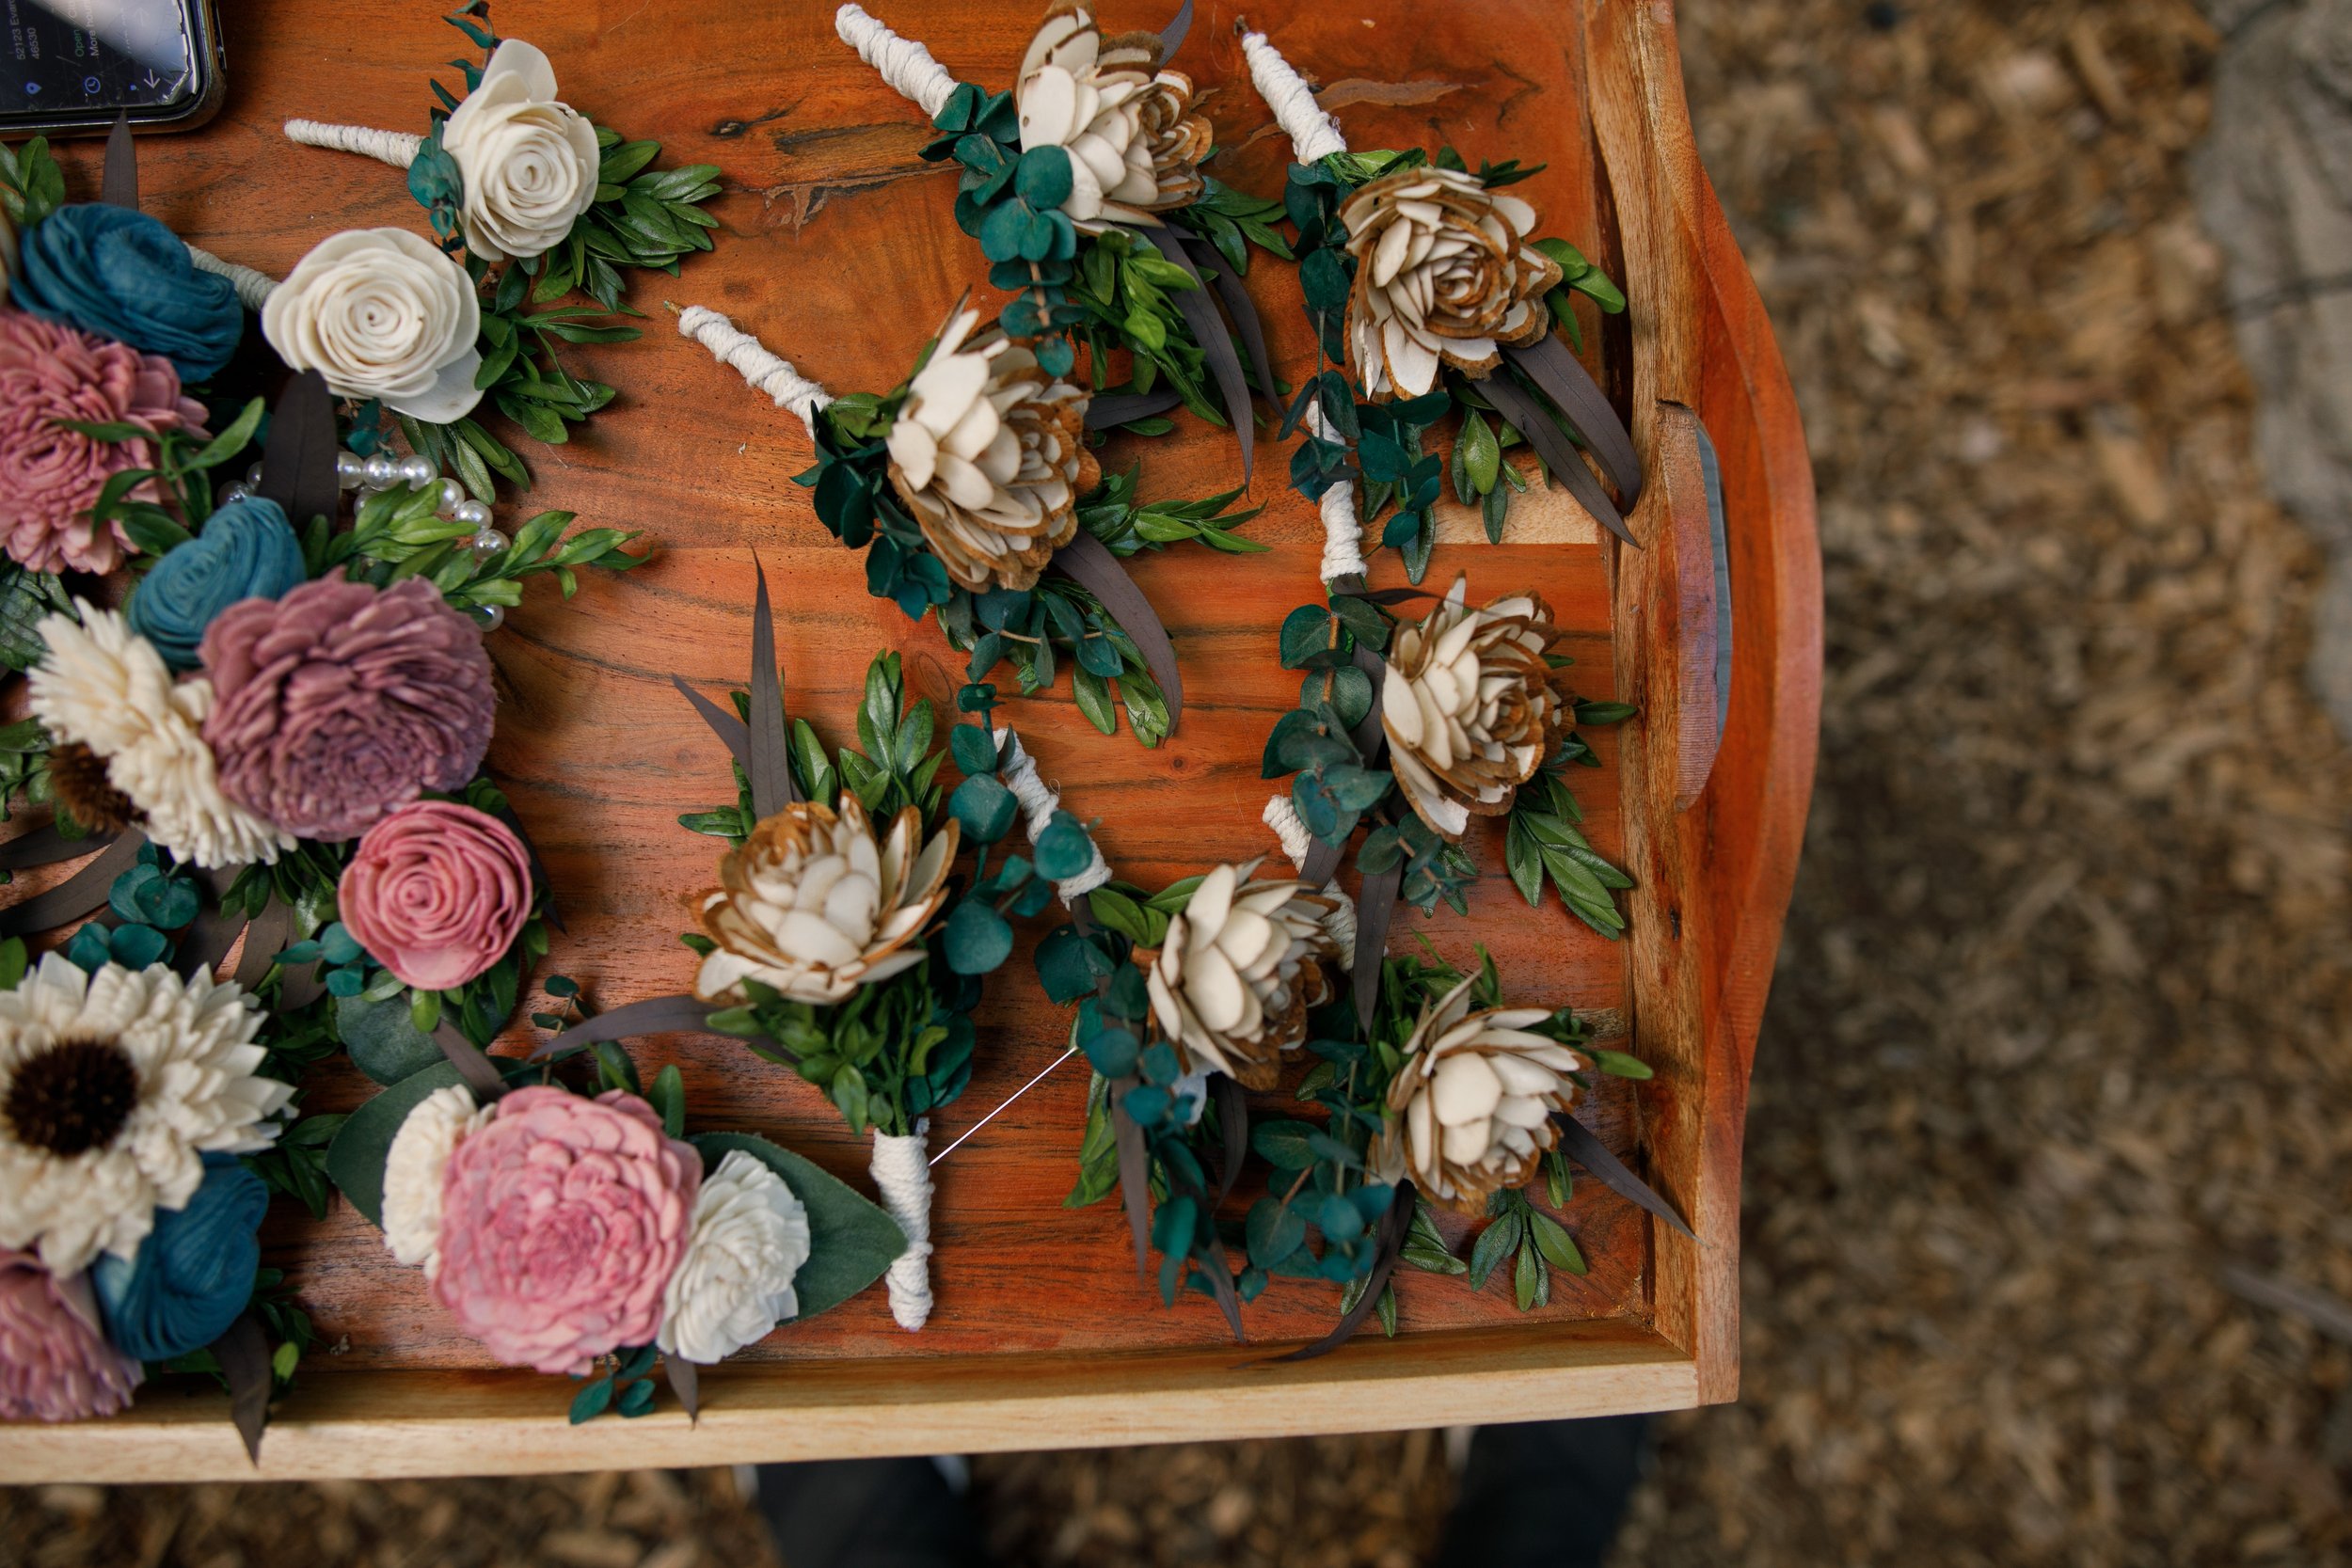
[126,497,307,670]
[12,205,244,382]
[90,1153,266,1362]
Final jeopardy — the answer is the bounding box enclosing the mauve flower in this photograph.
[0,309,211,575]
[432,1087,701,1374]
[125,496,308,671]
[0,1249,143,1423]
[89,1154,266,1362]
[199,576,495,843]
[339,801,533,990]
[12,205,245,382]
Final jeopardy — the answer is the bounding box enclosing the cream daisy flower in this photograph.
[0,955,291,1275]
[380,1084,492,1278]
[27,605,294,868]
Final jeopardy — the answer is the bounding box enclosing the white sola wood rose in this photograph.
[1375,974,1586,1212]
[885,307,1097,593]
[439,40,601,262]
[1142,861,1341,1090]
[0,956,287,1275]
[379,1085,490,1277]
[1339,166,1564,401]
[659,1149,812,1363]
[691,796,959,1006]
[1016,0,1211,230]
[1381,575,1575,841]
[262,229,485,422]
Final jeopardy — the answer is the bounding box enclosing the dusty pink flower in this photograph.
[0,1248,143,1422]
[200,575,495,842]
[340,801,533,990]
[431,1087,701,1374]
[0,309,209,574]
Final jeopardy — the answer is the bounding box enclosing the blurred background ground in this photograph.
[8,0,2350,1563]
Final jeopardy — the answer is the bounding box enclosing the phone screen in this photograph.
[1,1,199,120]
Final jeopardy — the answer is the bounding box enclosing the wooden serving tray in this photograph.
[0,0,1817,1480]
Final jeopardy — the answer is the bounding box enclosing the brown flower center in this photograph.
[48,741,137,834]
[3,1038,140,1156]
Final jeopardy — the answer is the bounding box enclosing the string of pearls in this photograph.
[218,449,514,630]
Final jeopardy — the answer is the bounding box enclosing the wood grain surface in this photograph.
[0,0,1818,1470]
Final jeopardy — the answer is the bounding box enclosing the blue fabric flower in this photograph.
[12,205,245,382]
[125,496,308,670]
[91,1153,267,1363]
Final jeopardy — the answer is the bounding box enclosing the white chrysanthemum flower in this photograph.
[0,955,289,1275]
[657,1149,812,1365]
[27,606,293,868]
[380,1084,492,1278]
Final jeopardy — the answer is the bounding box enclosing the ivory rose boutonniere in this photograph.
[437,40,601,262]
[260,229,484,422]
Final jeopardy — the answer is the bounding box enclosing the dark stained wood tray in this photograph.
[0,0,1818,1480]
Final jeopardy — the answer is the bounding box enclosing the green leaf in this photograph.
[569,1376,614,1424]
[1071,665,1118,736]
[326,1062,488,1228]
[944,899,1014,974]
[948,773,1018,844]
[1589,1048,1653,1079]
[650,1064,687,1138]
[1514,1234,1543,1310]
[1527,1208,1587,1275]
[1467,1210,1524,1291]
[1458,407,1502,495]
[1034,813,1094,881]
[1246,1198,1307,1267]
[1014,145,1073,210]
[1250,1119,1319,1171]
[689,1132,907,1320]
[337,994,444,1087]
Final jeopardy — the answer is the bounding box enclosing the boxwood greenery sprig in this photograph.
[281,4,725,497]
[838,1,1291,475]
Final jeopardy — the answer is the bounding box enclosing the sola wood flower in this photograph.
[0,311,211,576]
[12,205,245,382]
[379,1084,489,1278]
[1340,166,1563,402]
[432,1086,701,1375]
[28,606,293,869]
[1142,861,1340,1090]
[658,1148,812,1365]
[885,307,1097,593]
[1375,974,1586,1212]
[200,575,496,843]
[260,229,484,422]
[0,954,288,1276]
[0,1249,142,1422]
[1381,576,1574,841]
[438,40,600,263]
[338,801,533,990]
[1016,1,1211,230]
[693,795,958,1006]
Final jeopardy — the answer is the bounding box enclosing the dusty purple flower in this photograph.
[0,1248,143,1422]
[199,575,495,842]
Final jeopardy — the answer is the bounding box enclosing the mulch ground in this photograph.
[8,1,2349,1564]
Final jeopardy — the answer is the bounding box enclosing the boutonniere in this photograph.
[836,1,1292,477]
[277,6,724,496]
[1238,26,1642,580]
[674,300,1265,747]
[325,1044,905,1420]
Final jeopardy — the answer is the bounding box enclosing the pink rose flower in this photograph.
[0,309,210,575]
[0,1248,143,1422]
[339,800,534,990]
[431,1087,701,1374]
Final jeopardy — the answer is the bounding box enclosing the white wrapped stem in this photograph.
[675,305,833,440]
[870,1122,935,1330]
[183,245,278,312]
[1263,794,1358,956]
[998,730,1112,901]
[1240,30,1347,164]
[283,119,423,169]
[835,3,959,119]
[1305,404,1365,583]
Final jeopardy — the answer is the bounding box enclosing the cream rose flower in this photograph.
[261,229,484,422]
[379,1084,492,1278]
[440,40,601,262]
[27,605,293,870]
[658,1149,813,1364]
[0,956,289,1275]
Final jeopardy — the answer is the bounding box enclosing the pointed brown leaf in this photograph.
[1050,531,1184,727]
[256,372,342,529]
[101,115,137,211]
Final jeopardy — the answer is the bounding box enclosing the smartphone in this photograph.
[0,0,225,136]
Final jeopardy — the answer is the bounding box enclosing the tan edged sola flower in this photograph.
[1142,861,1340,1090]
[692,795,958,1005]
[885,306,1096,593]
[1374,973,1586,1212]
[0,955,289,1275]
[1339,166,1563,401]
[1015,0,1210,230]
[1380,576,1575,841]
